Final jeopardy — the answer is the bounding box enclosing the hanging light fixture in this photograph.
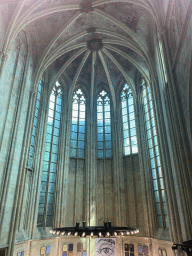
[50,221,139,238]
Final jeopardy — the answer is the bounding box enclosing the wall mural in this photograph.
[96,238,116,256]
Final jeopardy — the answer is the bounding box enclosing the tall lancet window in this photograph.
[70,89,86,158]
[28,79,42,169]
[37,82,62,227]
[97,90,112,158]
[142,79,168,228]
[121,84,138,155]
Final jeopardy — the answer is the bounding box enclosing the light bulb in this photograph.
[99,232,102,237]
[82,232,86,237]
[56,231,60,235]
[68,232,71,236]
[121,232,124,236]
[106,232,110,236]
[91,232,94,237]
[131,231,134,235]
[114,232,117,236]
[75,232,78,236]
[61,232,65,235]
[50,230,52,234]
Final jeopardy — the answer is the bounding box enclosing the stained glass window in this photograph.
[121,84,138,155]
[70,89,86,158]
[37,81,62,227]
[28,79,42,169]
[97,90,112,158]
[142,78,168,228]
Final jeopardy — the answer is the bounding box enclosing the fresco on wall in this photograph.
[96,238,116,256]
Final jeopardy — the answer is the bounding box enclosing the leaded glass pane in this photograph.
[72,124,78,133]
[97,134,103,141]
[152,169,157,179]
[51,153,57,163]
[79,126,85,133]
[98,142,103,150]
[105,141,111,149]
[125,147,130,155]
[106,149,112,157]
[42,172,48,182]
[131,136,137,145]
[155,191,160,202]
[98,150,104,158]
[54,128,59,136]
[79,141,84,149]
[43,161,49,170]
[78,149,84,158]
[97,126,103,133]
[70,148,77,156]
[48,193,54,204]
[79,133,85,141]
[71,132,77,140]
[132,145,138,153]
[48,182,55,193]
[44,151,50,162]
[52,144,58,154]
[38,207,44,216]
[47,205,53,215]
[153,179,158,190]
[105,126,111,133]
[44,142,51,152]
[46,124,53,134]
[124,138,129,147]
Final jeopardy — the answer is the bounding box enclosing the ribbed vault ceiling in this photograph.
[3,0,158,102]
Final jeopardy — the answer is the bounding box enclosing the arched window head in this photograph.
[70,88,86,158]
[37,81,62,227]
[142,78,168,228]
[121,84,138,155]
[97,90,112,158]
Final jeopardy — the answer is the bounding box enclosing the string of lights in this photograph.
[50,221,139,238]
